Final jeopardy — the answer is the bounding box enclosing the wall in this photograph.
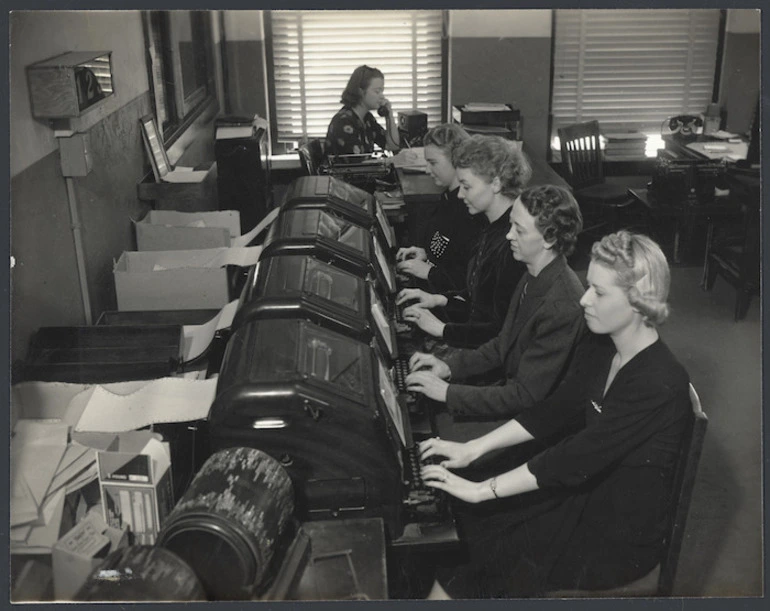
[221,11,267,120]
[449,10,553,161]
[720,9,760,134]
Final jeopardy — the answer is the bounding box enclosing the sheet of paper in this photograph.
[12,381,92,422]
[232,207,280,247]
[12,420,69,508]
[390,147,427,170]
[161,169,208,183]
[182,299,239,361]
[24,487,67,550]
[74,377,218,433]
[11,475,39,527]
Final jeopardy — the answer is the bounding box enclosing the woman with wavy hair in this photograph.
[417,231,691,599]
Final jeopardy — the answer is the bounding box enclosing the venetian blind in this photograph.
[271,10,444,144]
[552,9,721,135]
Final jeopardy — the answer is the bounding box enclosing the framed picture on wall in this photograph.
[140,114,171,181]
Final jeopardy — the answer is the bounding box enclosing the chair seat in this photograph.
[575,181,635,207]
[544,563,660,598]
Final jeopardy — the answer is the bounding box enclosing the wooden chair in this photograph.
[558,120,638,235]
[546,383,708,598]
[297,138,325,175]
[703,198,760,321]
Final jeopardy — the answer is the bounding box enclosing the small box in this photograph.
[113,249,230,311]
[96,431,174,546]
[27,51,114,119]
[397,110,428,141]
[452,103,520,126]
[135,210,241,251]
[52,511,128,600]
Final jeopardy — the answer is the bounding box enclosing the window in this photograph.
[552,9,722,156]
[144,10,216,145]
[267,10,445,152]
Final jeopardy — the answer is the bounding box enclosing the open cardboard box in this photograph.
[135,210,241,251]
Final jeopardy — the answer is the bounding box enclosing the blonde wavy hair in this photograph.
[590,231,671,327]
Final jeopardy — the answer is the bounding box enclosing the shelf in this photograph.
[137,162,218,207]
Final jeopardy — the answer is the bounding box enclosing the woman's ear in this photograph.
[491,176,502,194]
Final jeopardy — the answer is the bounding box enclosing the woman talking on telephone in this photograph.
[324,65,401,157]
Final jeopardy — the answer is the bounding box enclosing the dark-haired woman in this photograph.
[324,65,400,157]
[417,231,691,599]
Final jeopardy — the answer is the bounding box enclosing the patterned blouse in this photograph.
[324,106,387,156]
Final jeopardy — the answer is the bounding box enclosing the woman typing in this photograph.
[396,135,530,349]
[324,65,400,157]
[417,231,691,598]
[395,124,485,293]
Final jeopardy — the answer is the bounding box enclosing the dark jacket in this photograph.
[437,335,691,598]
[445,255,585,419]
[441,207,525,348]
[419,187,485,294]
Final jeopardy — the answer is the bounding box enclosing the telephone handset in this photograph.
[667,115,703,141]
[377,105,391,118]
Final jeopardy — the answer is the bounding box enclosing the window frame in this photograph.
[142,10,217,148]
[264,9,448,155]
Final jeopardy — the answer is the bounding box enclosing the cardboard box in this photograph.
[113,249,230,311]
[52,511,128,600]
[96,431,174,546]
[135,210,241,251]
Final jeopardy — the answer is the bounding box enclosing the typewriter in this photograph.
[281,175,397,254]
[259,206,397,299]
[208,318,456,548]
[321,153,396,194]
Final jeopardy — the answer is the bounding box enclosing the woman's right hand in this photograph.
[396,288,440,308]
[418,437,477,470]
[409,352,451,379]
[396,246,427,263]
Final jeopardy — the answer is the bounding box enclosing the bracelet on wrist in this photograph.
[489,477,500,499]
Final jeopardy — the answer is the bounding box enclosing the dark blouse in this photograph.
[440,208,525,348]
[418,187,485,294]
[438,334,691,598]
[324,106,386,156]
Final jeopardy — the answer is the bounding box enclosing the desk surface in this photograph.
[628,188,744,217]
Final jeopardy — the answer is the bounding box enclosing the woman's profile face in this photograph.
[506,197,549,265]
[361,77,385,111]
[580,261,637,335]
[424,145,456,188]
[456,167,495,216]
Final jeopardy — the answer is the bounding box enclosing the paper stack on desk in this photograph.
[390,147,427,171]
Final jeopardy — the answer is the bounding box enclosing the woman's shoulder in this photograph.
[330,106,356,122]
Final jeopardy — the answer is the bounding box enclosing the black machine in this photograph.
[207,318,455,547]
[231,254,401,362]
[281,175,396,253]
[397,110,428,148]
[649,148,727,205]
[259,205,397,301]
[321,154,394,193]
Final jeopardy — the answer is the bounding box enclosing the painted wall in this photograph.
[449,10,553,161]
[720,9,760,134]
[221,11,267,120]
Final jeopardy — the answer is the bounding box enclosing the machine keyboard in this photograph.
[393,357,410,392]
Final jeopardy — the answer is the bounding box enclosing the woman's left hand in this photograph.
[405,370,449,403]
[397,258,433,280]
[421,464,484,504]
[402,305,445,337]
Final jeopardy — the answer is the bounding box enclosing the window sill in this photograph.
[269,153,301,170]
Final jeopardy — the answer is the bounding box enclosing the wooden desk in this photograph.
[627,187,744,269]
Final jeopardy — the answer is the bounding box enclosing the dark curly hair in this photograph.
[340,65,384,107]
[590,230,671,327]
[452,135,532,200]
[518,185,583,257]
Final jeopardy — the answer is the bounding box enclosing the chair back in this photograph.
[657,383,708,595]
[298,138,325,175]
[558,120,605,190]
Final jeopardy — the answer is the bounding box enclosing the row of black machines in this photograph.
[183,175,457,598]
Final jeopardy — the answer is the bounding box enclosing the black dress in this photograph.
[417,187,486,294]
[324,106,386,156]
[437,334,691,598]
[440,208,525,349]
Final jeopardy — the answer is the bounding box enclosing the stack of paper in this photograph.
[11,420,98,555]
[390,147,427,170]
[603,132,647,160]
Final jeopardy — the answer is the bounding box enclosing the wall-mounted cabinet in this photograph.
[27,51,114,119]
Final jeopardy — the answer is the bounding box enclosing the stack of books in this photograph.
[603,132,647,160]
